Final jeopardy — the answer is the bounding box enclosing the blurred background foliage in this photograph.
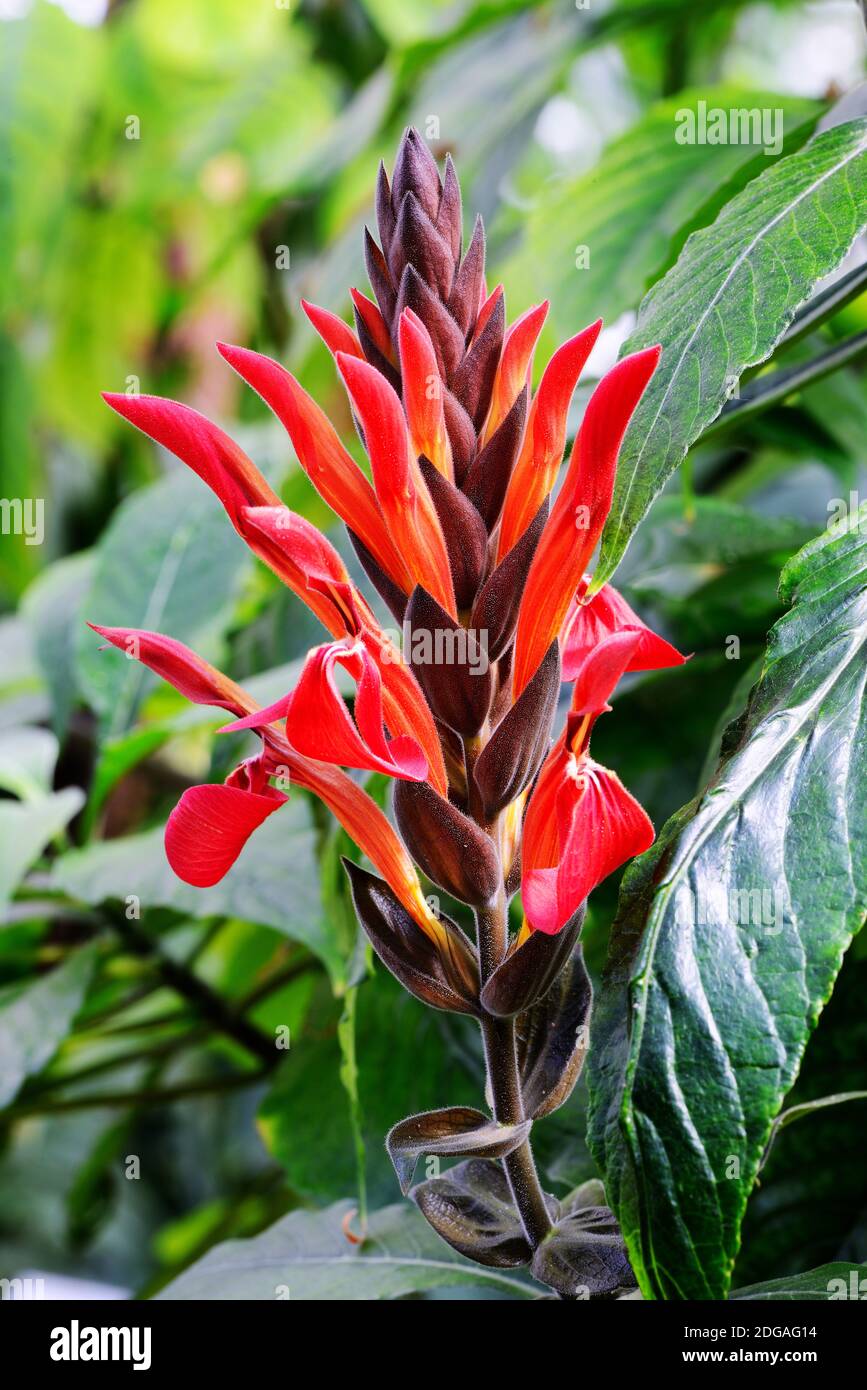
[0,0,866,1298]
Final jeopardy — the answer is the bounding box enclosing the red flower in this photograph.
[521,635,655,935]
[91,623,443,941]
[222,636,428,782]
[562,575,687,680]
[93,128,682,968]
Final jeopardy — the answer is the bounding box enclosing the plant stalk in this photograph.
[475,898,553,1252]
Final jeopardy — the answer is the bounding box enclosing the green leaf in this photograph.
[75,470,251,734]
[737,949,867,1283]
[732,1264,867,1301]
[258,970,480,1207]
[0,726,59,801]
[51,798,343,983]
[588,505,867,1300]
[0,943,98,1108]
[505,89,819,342]
[0,789,84,920]
[595,117,867,589]
[759,1090,867,1173]
[156,1197,536,1300]
[22,551,94,739]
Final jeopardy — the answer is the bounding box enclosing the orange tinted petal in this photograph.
[512,345,660,696]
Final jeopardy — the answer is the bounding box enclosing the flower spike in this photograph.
[95,129,683,1291]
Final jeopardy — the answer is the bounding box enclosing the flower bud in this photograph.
[394,779,500,907]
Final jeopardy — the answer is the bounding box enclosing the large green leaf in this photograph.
[0,789,84,920]
[595,117,867,589]
[76,470,251,734]
[258,970,479,1207]
[588,506,867,1299]
[21,551,94,739]
[157,1198,536,1300]
[505,89,819,342]
[0,943,98,1108]
[51,798,343,983]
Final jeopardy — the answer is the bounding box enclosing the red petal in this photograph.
[562,579,687,679]
[512,345,660,697]
[301,299,364,360]
[399,309,453,479]
[102,393,280,528]
[523,758,654,934]
[87,624,254,717]
[570,629,642,715]
[292,757,443,944]
[351,288,395,363]
[165,781,286,888]
[482,300,548,444]
[497,320,601,560]
[218,343,408,592]
[336,352,456,616]
[241,640,428,781]
[242,505,363,638]
[473,284,504,340]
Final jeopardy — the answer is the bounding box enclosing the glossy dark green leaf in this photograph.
[588,506,867,1299]
[596,118,867,588]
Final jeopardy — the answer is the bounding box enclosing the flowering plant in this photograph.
[91,129,686,1298]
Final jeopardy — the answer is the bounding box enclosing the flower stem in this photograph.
[475,898,553,1252]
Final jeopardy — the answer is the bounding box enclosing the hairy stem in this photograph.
[475,898,553,1251]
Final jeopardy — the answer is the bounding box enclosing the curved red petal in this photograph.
[336,352,456,615]
[399,308,453,479]
[482,300,549,445]
[218,343,407,592]
[284,643,427,782]
[165,782,286,888]
[301,300,364,359]
[570,629,642,715]
[497,319,601,559]
[102,392,279,527]
[562,580,687,678]
[87,624,253,717]
[523,759,654,934]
